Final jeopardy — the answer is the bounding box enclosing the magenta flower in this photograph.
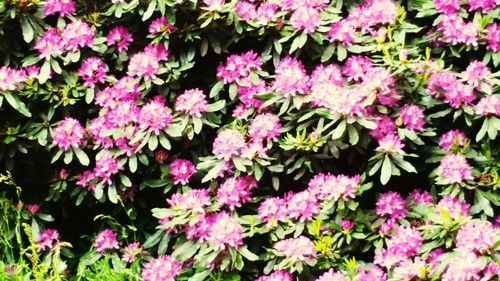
[93,150,122,185]
[78,57,108,87]
[258,197,288,227]
[433,0,461,14]
[141,255,182,281]
[36,229,60,252]
[138,96,173,135]
[439,130,466,151]
[166,188,211,214]
[369,115,397,141]
[206,212,244,250]
[441,250,483,281]
[438,153,473,184]
[61,20,94,52]
[485,23,500,52]
[375,191,407,220]
[256,270,293,281]
[203,0,224,11]
[341,220,355,231]
[43,0,75,16]
[174,88,208,117]
[357,265,387,281]
[468,0,498,12]
[376,134,405,155]
[121,242,144,263]
[34,28,65,59]
[273,236,317,262]
[106,26,133,52]
[76,170,96,191]
[169,159,196,185]
[328,20,356,46]
[438,14,479,47]
[407,189,433,205]
[463,61,491,91]
[290,6,321,34]
[216,175,257,209]
[212,129,246,160]
[273,56,310,97]
[475,95,500,116]
[149,17,175,35]
[51,117,85,151]
[248,113,282,141]
[26,204,40,215]
[216,50,262,83]
[399,104,425,131]
[94,229,119,253]
[436,195,470,219]
[0,66,27,91]
[127,51,160,80]
[308,173,359,202]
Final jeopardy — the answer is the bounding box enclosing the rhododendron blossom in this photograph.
[274,236,317,262]
[94,229,119,253]
[174,88,208,117]
[212,129,246,160]
[51,117,85,151]
[437,153,474,184]
[169,159,196,185]
[141,255,182,281]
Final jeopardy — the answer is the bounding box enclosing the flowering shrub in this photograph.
[0,0,499,280]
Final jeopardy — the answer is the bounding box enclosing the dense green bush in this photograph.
[0,0,499,280]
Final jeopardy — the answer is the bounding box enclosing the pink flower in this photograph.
[439,130,466,151]
[141,255,182,281]
[475,95,500,116]
[433,0,461,14]
[216,176,257,209]
[256,270,293,281]
[203,0,225,11]
[94,229,119,253]
[76,170,96,191]
[212,129,246,160]
[316,269,347,281]
[138,96,173,135]
[93,151,122,185]
[95,76,140,108]
[407,189,433,205]
[427,70,458,98]
[52,117,85,151]
[369,115,396,141]
[456,220,497,254]
[436,195,470,219]
[357,265,387,281]
[483,262,500,280]
[174,88,208,117]
[273,56,310,97]
[376,191,407,220]
[438,153,473,184]
[36,229,60,252]
[127,52,160,80]
[43,0,75,16]
[328,20,356,46]
[169,159,196,185]
[438,14,479,47]
[106,100,140,127]
[307,173,359,201]
[26,204,40,215]
[389,225,423,257]
[149,17,175,34]
[463,61,491,91]
[485,23,500,52]
[206,212,244,250]
[285,190,320,222]
[166,188,211,214]
[393,258,427,280]
[78,57,108,87]
[290,6,321,33]
[341,220,355,231]
[258,197,288,227]
[106,26,133,52]
[216,50,262,83]
[399,104,425,131]
[61,20,94,52]
[248,113,282,141]
[441,250,484,281]
[34,28,65,59]
[468,0,498,12]
[273,236,317,263]
[376,134,405,155]
[235,2,257,21]
[121,242,144,263]
[0,66,27,91]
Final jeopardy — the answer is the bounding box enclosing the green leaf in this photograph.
[20,16,34,43]
[238,245,259,261]
[321,45,336,62]
[143,230,163,249]
[64,150,73,164]
[39,60,51,84]
[73,147,90,166]
[331,120,346,139]
[172,240,200,261]
[476,118,489,142]
[142,0,157,20]
[129,155,138,173]
[148,134,159,151]
[188,270,211,281]
[207,100,226,112]
[193,117,202,134]
[201,160,225,182]
[289,32,307,53]
[3,93,31,117]
[120,174,132,187]
[108,184,118,204]
[380,156,392,185]
[337,44,347,61]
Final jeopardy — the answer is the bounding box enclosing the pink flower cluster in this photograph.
[273,236,317,262]
[374,225,423,269]
[216,175,257,209]
[149,17,175,35]
[308,173,360,201]
[186,211,244,250]
[273,56,310,97]
[43,0,75,16]
[438,153,474,184]
[436,195,470,219]
[35,20,94,59]
[174,88,208,117]
[141,255,182,281]
[475,95,500,116]
[77,57,108,87]
[121,242,144,263]
[36,229,60,252]
[255,270,293,281]
[456,220,498,255]
[316,269,347,281]
[216,50,262,83]
[328,0,398,46]
[51,117,85,151]
[94,229,119,253]
[438,14,479,47]
[235,2,279,25]
[375,134,405,155]
[128,44,170,80]
[166,188,211,215]
[0,66,28,91]
[439,130,466,151]
[248,113,282,141]
[375,191,407,220]
[169,159,197,185]
[427,70,475,108]
[212,128,247,160]
[138,95,173,135]
[399,104,425,131]
[106,26,134,52]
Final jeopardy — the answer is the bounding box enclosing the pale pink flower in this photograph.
[290,6,321,34]
[475,95,500,116]
[256,270,293,281]
[121,242,143,263]
[315,269,347,281]
[127,52,160,80]
[248,113,281,141]
[203,0,224,11]
[438,153,473,184]
[393,258,427,280]
[138,96,173,135]
[285,190,320,222]
[166,188,211,215]
[399,104,425,131]
[216,51,262,83]
[456,220,497,254]
[149,17,175,34]
[106,26,133,52]
[212,129,246,160]
[206,212,244,250]
[273,236,317,263]
[273,56,310,97]
[34,28,65,59]
[436,195,470,219]
[357,265,387,281]
[0,66,27,91]
[439,130,466,151]
[441,250,484,281]
[174,88,208,117]
[141,255,182,281]
[216,176,257,209]
[307,173,359,201]
[376,134,405,155]
[94,229,119,253]
[169,159,196,185]
[51,117,85,151]
[258,197,288,227]
[43,0,75,16]
[61,20,94,52]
